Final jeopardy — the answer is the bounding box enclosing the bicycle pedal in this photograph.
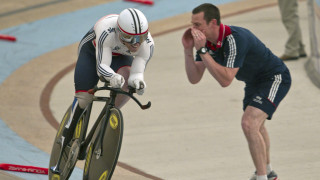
[55,138,62,145]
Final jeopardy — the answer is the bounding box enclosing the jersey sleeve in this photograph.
[129,34,155,83]
[94,19,116,81]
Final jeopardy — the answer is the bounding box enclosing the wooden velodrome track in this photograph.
[0,0,319,179]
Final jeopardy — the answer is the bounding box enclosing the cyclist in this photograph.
[55,8,154,171]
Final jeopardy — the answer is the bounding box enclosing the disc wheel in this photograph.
[83,108,123,180]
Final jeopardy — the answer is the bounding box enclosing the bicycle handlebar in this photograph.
[88,84,151,110]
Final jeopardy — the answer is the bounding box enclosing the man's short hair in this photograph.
[192,3,221,25]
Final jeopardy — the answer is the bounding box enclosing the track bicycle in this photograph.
[48,83,151,180]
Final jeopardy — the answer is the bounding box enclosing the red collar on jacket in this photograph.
[206,23,231,51]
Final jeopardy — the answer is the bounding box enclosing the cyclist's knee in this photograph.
[117,66,130,77]
[75,91,93,109]
[117,67,130,90]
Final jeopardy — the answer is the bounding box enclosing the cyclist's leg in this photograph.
[110,55,133,109]
[50,35,97,176]
[115,66,130,108]
[61,92,93,141]
[60,98,85,150]
[60,40,98,148]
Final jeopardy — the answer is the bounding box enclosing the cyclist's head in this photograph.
[117,8,149,45]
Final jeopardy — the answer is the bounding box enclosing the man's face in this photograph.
[191,12,209,35]
[191,12,219,42]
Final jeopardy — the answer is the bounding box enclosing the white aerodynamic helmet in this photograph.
[117,8,149,44]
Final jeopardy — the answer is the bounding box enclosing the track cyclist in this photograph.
[51,8,154,174]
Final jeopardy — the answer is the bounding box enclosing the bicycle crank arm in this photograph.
[50,164,61,175]
[49,137,65,175]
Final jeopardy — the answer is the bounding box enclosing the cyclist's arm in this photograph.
[95,22,116,81]
[128,40,154,87]
[129,56,147,81]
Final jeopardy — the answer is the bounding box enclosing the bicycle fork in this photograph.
[93,91,116,159]
[93,105,112,159]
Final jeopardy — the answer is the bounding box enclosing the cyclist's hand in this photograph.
[132,79,146,95]
[110,74,124,88]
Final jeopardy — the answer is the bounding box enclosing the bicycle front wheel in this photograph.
[83,107,124,180]
[49,105,86,180]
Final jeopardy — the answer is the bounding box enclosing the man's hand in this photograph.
[110,73,124,88]
[182,28,194,49]
[190,27,206,50]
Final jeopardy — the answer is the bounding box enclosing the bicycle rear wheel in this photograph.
[49,105,86,180]
[83,107,123,180]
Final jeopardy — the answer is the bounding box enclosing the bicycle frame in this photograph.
[49,83,151,180]
[81,84,151,156]
[79,89,116,160]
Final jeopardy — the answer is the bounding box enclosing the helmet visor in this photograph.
[118,28,148,44]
